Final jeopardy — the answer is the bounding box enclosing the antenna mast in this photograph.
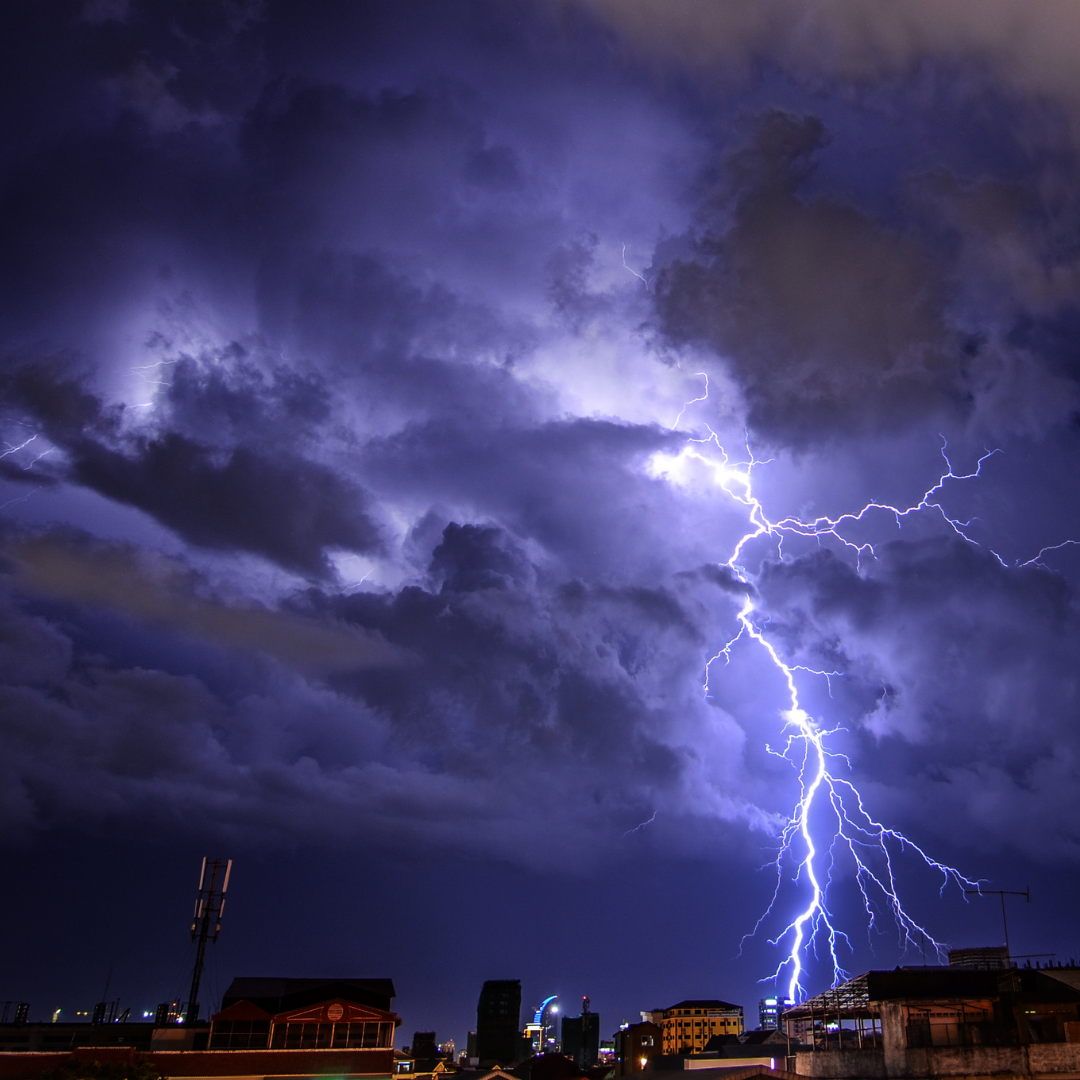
[964,886,1030,960]
[185,857,232,1024]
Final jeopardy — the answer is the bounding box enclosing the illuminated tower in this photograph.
[758,997,794,1031]
[528,996,558,1053]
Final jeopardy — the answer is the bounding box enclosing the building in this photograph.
[947,945,1010,969]
[207,977,399,1050]
[476,980,522,1066]
[0,976,401,1080]
[219,977,396,1014]
[758,998,794,1031]
[0,1023,158,1054]
[783,964,1080,1078]
[560,999,599,1068]
[410,1031,440,1072]
[526,996,559,1055]
[684,1029,795,1071]
[660,1000,744,1054]
[613,1021,661,1075]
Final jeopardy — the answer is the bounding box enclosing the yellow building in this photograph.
[661,999,744,1054]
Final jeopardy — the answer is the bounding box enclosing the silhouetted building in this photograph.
[208,976,400,1051]
[561,999,599,1068]
[412,1031,440,1071]
[613,1021,660,1075]
[687,1028,794,1070]
[0,1023,158,1054]
[782,965,1080,1078]
[0,977,402,1079]
[758,996,794,1030]
[949,945,1011,969]
[519,1053,588,1080]
[476,979,522,1065]
[220,978,395,1014]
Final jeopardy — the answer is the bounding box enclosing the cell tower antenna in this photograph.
[964,886,1030,960]
[184,857,232,1024]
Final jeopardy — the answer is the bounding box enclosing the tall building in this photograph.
[561,998,599,1068]
[527,995,559,1053]
[758,997,794,1030]
[660,999,743,1054]
[476,979,522,1065]
[411,1031,440,1070]
[614,1020,660,1075]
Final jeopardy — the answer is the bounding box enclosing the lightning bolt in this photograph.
[621,243,650,290]
[665,396,995,1002]
[623,810,658,837]
[1,435,40,461]
[0,432,56,484]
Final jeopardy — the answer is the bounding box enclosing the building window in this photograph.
[270,1021,392,1049]
[209,1021,271,1049]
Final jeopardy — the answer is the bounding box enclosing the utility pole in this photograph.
[964,887,1030,960]
[185,858,232,1024]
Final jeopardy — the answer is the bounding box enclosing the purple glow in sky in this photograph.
[3,0,1080,1047]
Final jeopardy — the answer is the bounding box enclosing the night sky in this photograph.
[4,0,1080,1051]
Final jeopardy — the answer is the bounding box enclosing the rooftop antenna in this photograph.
[185,858,232,1024]
[964,886,1030,960]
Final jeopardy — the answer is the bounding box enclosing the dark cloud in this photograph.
[1,358,381,576]
[0,519,748,867]
[588,0,1080,116]
[747,538,1080,859]
[4,527,402,672]
[74,435,380,576]
[655,111,964,443]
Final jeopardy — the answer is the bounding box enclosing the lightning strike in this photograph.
[621,243,650,290]
[0,433,55,475]
[671,391,991,1003]
[1,435,39,460]
[0,487,41,512]
[670,372,710,432]
[623,810,658,837]
[1020,539,1080,568]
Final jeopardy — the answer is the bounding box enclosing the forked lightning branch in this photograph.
[659,375,1028,1003]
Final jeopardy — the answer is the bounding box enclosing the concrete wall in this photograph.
[1028,1043,1080,1073]
[902,1046,1028,1077]
[794,1041,1080,1079]
[794,1049,885,1078]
